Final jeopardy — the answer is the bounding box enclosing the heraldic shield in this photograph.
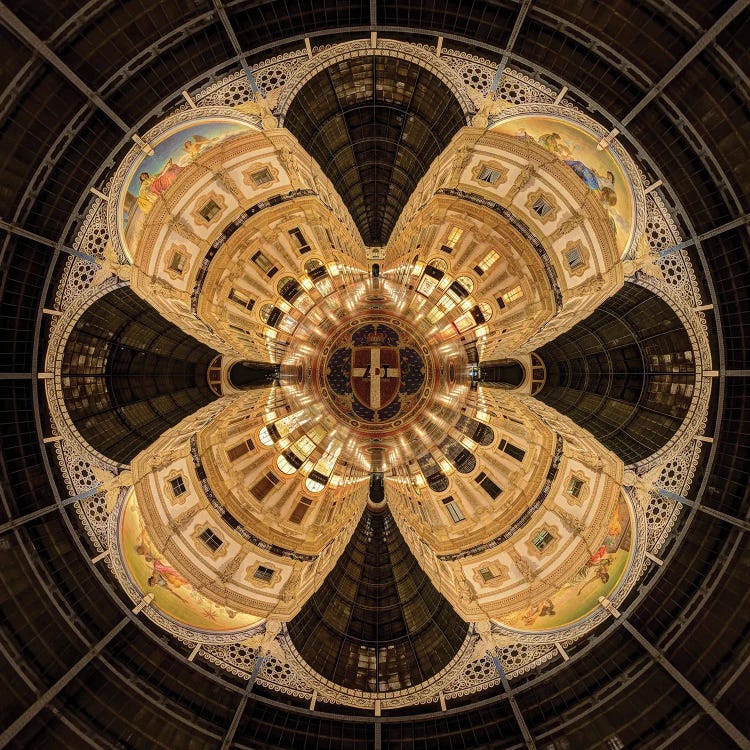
[351,346,400,411]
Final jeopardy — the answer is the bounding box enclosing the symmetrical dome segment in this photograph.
[41,40,711,717]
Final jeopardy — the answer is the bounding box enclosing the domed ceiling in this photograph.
[42,36,702,708]
[1,4,748,750]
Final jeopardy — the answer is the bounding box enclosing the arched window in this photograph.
[305,259,333,296]
[455,415,494,446]
[260,304,297,334]
[438,435,477,474]
[277,276,302,302]
[417,452,449,493]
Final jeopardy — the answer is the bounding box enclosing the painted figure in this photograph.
[137,159,184,212]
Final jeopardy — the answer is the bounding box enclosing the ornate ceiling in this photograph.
[0,3,748,750]
[41,37,707,712]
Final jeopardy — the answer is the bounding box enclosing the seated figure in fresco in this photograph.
[137,159,184,213]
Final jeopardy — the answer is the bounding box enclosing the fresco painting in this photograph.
[120,490,261,632]
[492,115,635,257]
[119,118,253,256]
[500,494,634,632]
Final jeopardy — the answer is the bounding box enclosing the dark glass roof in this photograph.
[535,282,696,463]
[284,55,466,246]
[60,287,217,464]
[0,2,748,748]
[288,507,468,692]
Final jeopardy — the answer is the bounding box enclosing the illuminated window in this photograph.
[198,199,221,222]
[254,565,275,582]
[168,251,185,273]
[260,304,280,326]
[198,527,223,553]
[502,286,524,304]
[169,476,186,496]
[277,451,301,474]
[453,304,486,333]
[417,264,445,297]
[441,226,463,253]
[251,250,277,277]
[456,275,474,293]
[473,250,499,276]
[305,259,327,280]
[442,496,465,523]
[532,529,554,550]
[278,276,301,301]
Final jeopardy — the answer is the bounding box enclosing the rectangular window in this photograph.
[531,196,553,217]
[478,165,501,184]
[251,168,273,185]
[567,477,585,498]
[502,286,524,304]
[566,245,584,270]
[254,565,275,582]
[169,476,186,497]
[474,471,502,500]
[199,527,223,553]
[199,199,221,222]
[532,529,554,551]
[169,252,185,273]
[228,288,255,310]
[227,440,253,461]
[441,228,463,255]
[288,227,310,254]
[289,496,312,524]
[476,250,499,276]
[251,250,277,277]
[442,496,465,523]
[479,567,495,582]
[499,438,526,462]
[250,471,280,501]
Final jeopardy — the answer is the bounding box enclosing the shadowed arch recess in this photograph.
[287,507,468,692]
[60,287,217,464]
[534,282,696,464]
[283,54,466,246]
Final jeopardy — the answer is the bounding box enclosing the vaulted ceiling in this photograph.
[284,55,466,245]
[0,2,749,750]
